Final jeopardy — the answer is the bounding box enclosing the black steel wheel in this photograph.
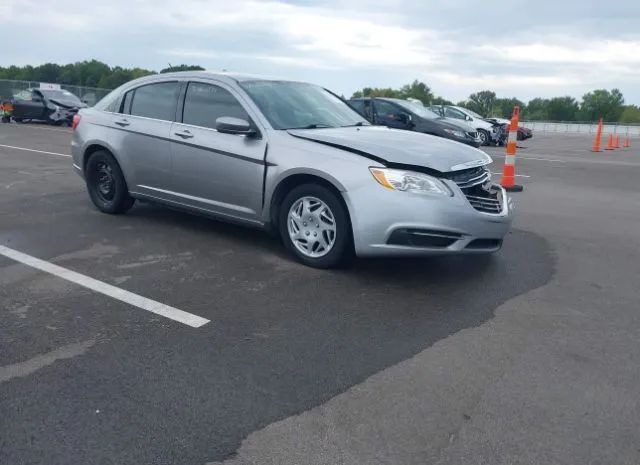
[86,150,135,214]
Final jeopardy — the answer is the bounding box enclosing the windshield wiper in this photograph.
[288,123,334,129]
[341,121,368,127]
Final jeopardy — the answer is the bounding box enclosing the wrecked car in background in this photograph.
[8,87,87,126]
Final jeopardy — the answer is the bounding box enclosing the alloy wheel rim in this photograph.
[479,131,487,143]
[287,196,337,258]
[96,161,115,201]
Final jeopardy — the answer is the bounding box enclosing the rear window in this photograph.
[128,82,179,121]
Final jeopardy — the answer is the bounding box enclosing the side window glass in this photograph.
[105,96,118,113]
[349,100,365,115]
[120,90,134,114]
[182,82,249,129]
[445,107,466,120]
[129,82,179,121]
[375,100,400,118]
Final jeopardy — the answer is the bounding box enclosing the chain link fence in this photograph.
[0,79,112,106]
[521,120,640,137]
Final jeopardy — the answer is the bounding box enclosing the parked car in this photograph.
[10,88,87,125]
[429,105,496,146]
[348,97,481,148]
[71,72,512,268]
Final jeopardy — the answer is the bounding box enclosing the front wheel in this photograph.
[85,150,135,214]
[478,129,490,145]
[279,184,353,268]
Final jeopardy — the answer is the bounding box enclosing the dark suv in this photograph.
[348,97,481,148]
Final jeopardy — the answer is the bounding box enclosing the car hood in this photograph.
[49,98,87,109]
[485,117,510,125]
[287,126,491,173]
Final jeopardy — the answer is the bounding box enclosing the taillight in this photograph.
[72,114,81,130]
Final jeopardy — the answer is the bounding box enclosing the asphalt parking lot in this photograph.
[1,124,639,465]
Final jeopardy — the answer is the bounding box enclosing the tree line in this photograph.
[0,60,204,91]
[1,61,638,123]
[352,81,640,123]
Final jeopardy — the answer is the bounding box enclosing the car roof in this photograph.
[132,71,307,86]
[349,97,402,102]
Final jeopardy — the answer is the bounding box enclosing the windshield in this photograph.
[394,100,439,119]
[39,89,82,104]
[240,80,368,130]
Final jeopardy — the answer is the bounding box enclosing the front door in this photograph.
[169,81,267,223]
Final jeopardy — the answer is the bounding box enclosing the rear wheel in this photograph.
[85,150,135,214]
[279,184,352,268]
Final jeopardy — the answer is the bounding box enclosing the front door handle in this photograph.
[114,118,130,127]
[174,129,194,139]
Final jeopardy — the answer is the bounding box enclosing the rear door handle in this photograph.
[114,118,130,127]
[174,129,194,139]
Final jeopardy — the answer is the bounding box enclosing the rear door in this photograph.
[169,80,266,223]
[109,81,180,198]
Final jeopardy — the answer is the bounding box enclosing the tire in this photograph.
[279,183,353,268]
[478,129,490,146]
[85,150,135,214]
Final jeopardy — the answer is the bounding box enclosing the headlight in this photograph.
[369,168,453,196]
[443,128,466,138]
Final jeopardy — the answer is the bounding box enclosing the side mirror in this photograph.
[216,116,256,136]
[465,115,472,121]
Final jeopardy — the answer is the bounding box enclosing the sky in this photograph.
[2,0,639,104]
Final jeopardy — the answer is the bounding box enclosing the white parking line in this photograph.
[0,143,71,158]
[2,123,72,133]
[0,245,210,328]
[519,155,567,163]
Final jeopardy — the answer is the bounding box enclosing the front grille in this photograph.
[462,185,503,214]
[444,166,491,189]
[444,166,504,214]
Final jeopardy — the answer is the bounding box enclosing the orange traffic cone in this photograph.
[500,106,523,192]
[623,137,631,148]
[605,133,615,150]
[614,135,620,149]
[591,118,603,152]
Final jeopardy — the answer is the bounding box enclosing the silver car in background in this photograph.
[71,72,512,268]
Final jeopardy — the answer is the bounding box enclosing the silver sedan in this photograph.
[71,72,512,268]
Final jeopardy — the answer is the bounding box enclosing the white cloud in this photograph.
[1,0,639,103]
